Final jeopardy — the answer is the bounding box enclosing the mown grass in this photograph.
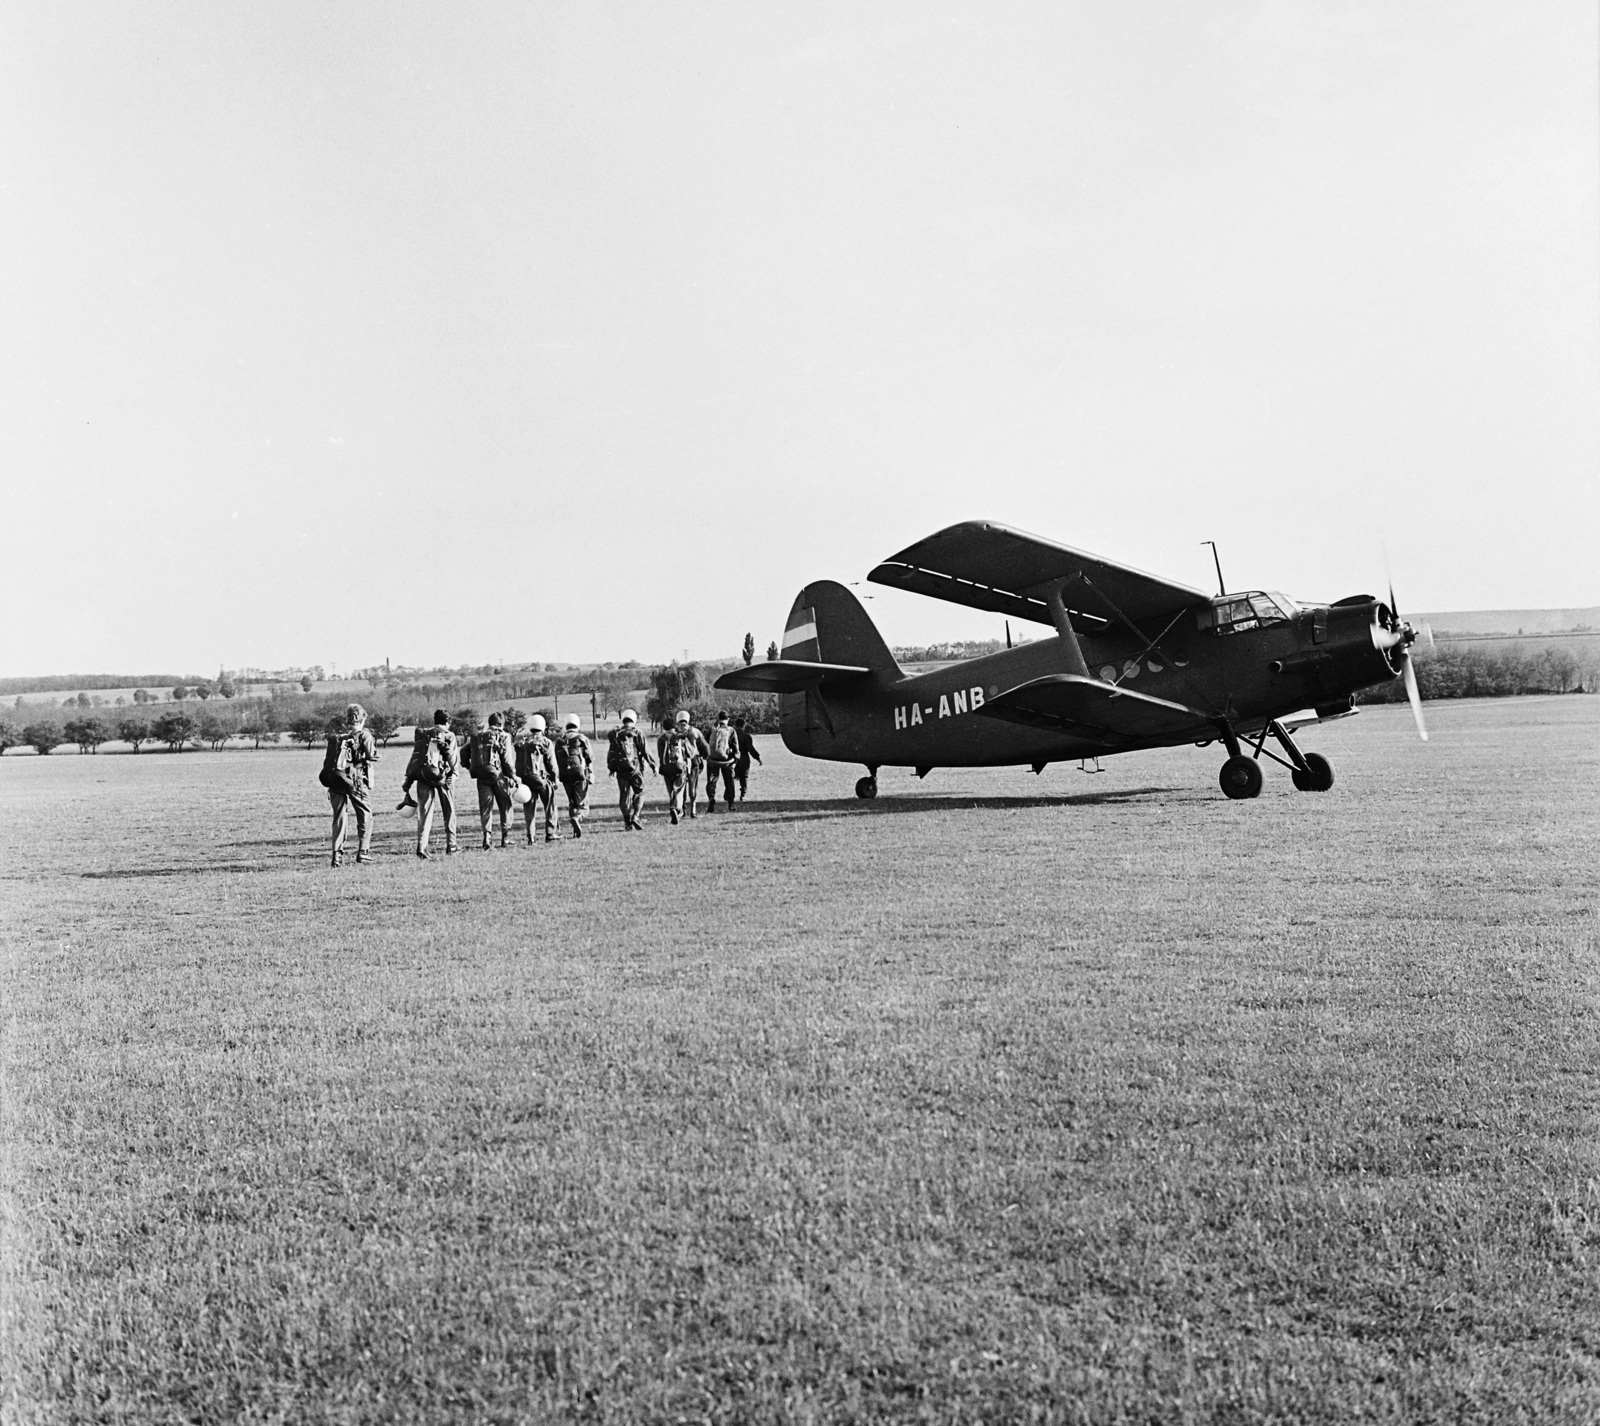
[3,697,1598,1422]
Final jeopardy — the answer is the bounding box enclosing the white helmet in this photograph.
[528,714,546,732]
[674,710,690,725]
[564,714,581,730]
[620,708,636,724]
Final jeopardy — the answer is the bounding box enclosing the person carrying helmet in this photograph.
[469,711,517,849]
[606,709,656,831]
[514,713,561,844]
[656,710,709,826]
[321,701,378,866]
[410,709,461,858]
[703,709,740,813]
[554,713,594,838]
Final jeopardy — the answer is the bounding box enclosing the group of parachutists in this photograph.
[317,701,763,864]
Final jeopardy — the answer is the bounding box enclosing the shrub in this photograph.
[678,696,780,734]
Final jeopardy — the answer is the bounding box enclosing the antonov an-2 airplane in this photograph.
[715,521,1427,801]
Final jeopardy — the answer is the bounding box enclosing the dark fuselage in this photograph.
[780,599,1397,768]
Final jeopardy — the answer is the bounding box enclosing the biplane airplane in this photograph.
[715,521,1427,801]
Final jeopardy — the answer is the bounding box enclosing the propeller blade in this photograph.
[1420,620,1435,651]
[1402,652,1428,742]
[1382,543,1400,623]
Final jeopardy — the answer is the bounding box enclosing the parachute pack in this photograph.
[662,731,695,776]
[471,729,507,781]
[607,728,641,774]
[419,728,449,787]
[708,724,738,762]
[319,731,356,793]
[559,732,591,782]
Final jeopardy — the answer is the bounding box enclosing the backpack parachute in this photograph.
[607,728,640,774]
[471,728,506,781]
[319,731,356,793]
[558,732,590,784]
[708,724,737,762]
[419,729,448,787]
[662,731,694,776]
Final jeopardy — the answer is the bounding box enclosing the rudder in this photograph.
[781,581,901,676]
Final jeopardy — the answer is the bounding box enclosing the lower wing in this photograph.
[977,674,1214,746]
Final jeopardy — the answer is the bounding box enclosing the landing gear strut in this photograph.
[855,767,879,800]
[1213,718,1335,798]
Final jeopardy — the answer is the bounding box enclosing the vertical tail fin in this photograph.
[783,581,901,677]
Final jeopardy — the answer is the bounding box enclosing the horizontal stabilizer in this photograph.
[977,674,1213,746]
[714,660,872,694]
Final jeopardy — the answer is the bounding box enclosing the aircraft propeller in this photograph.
[1381,570,1429,743]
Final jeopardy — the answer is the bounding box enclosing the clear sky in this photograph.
[3,3,1596,676]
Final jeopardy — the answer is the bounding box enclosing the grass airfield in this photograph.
[3,697,1598,1423]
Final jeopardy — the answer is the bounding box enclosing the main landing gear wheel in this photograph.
[1219,755,1263,800]
[1292,752,1334,793]
[855,775,878,800]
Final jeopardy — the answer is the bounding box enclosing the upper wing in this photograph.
[867,520,1210,630]
[977,674,1214,746]
[714,660,871,694]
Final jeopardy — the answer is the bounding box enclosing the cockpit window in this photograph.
[1197,592,1294,635]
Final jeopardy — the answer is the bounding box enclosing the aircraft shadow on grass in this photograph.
[737,785,1187,819]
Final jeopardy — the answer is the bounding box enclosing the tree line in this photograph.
[1357,640,1597,704]
[0,670,781,755]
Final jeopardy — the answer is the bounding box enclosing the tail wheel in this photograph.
[855,776,878,800]
[1219,755,1263,800]
[1292,752,1334,793]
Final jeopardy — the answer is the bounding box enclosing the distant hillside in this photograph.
[1418,607,1600,637]
[0,673,208,697]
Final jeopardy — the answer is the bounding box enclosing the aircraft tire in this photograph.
[1296,752,1333,792]
[855,776,878,800]
[1219,755,1263,800]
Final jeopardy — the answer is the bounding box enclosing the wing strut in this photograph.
[1046,582,1091,678]
[1074,568,1225,719]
